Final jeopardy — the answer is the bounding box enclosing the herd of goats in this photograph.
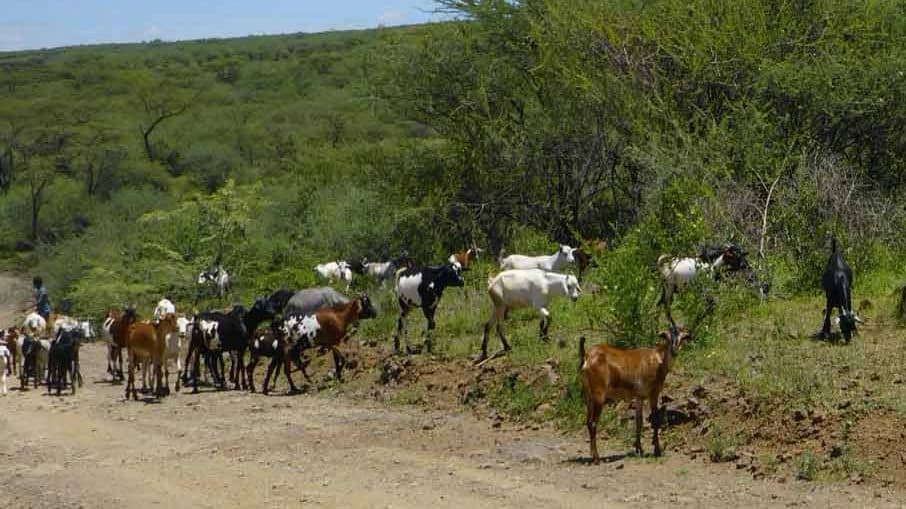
[0,237,861,461]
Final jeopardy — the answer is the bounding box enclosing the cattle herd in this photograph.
[0,237,861,461]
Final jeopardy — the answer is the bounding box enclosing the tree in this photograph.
[16,129,72,241]
[129,71,201,160]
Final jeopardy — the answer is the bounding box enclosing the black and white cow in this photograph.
[819,238,861,342]
[393,263,465,354]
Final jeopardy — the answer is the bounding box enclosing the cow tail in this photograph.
[831,236,837,254]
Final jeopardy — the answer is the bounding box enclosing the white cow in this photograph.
[477,269,582,362]
[499,244,577,271]
[315,261,353,290]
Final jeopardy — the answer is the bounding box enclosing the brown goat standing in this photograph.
[125,314,178,400]
[578,327,687,461]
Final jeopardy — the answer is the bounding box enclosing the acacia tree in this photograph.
[16,129,71,241]
[129,71,201,160]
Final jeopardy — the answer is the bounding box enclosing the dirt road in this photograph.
[1,275,901,508]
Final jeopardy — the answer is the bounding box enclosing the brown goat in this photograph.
[124,313,178,400]
[578,327,688,461]
[282,295,376,382]
[3,327,20,376]
[575,238,607,277]
[448,247,483,269]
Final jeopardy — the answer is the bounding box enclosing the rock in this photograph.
[690,384,707,398]
[535,403,552,414]
[542,364,560,385]
[380,359,405,385]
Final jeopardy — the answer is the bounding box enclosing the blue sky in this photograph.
[1,1,445,51]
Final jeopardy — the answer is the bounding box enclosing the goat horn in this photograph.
[855,315,865,324]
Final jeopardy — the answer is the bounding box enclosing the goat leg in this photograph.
[586,399,603,464]
[649,400,663,457]
[331,348,346,382]
[633,400,643,457]
[247,355,259,393]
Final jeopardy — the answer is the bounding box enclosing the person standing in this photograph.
[33,276,52,320]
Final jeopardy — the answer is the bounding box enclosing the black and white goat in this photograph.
[819,238,862,342]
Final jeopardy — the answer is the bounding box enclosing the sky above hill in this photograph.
[1,0,445,51]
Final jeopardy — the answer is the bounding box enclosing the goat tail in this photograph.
[578,336,586,372]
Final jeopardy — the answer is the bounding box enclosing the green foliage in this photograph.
[706,424,739,463]
[796,451,819,481]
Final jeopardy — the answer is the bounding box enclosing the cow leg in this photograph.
[393,301,410,354]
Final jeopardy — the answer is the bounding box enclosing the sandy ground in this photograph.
[1,274,903,508]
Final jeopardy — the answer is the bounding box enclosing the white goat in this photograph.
[657,252,727,310]
[499,244,577,271]
[154,298,176,319]
[315,261,353,290]
[23,312,47,338]
[477,269,582,362]
[0,341,10,395]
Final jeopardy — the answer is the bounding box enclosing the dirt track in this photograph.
[1,275,902,508]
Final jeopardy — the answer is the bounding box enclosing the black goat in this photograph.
[184,297,276,393]
[47,329,82,395]
[820,238,861,342]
